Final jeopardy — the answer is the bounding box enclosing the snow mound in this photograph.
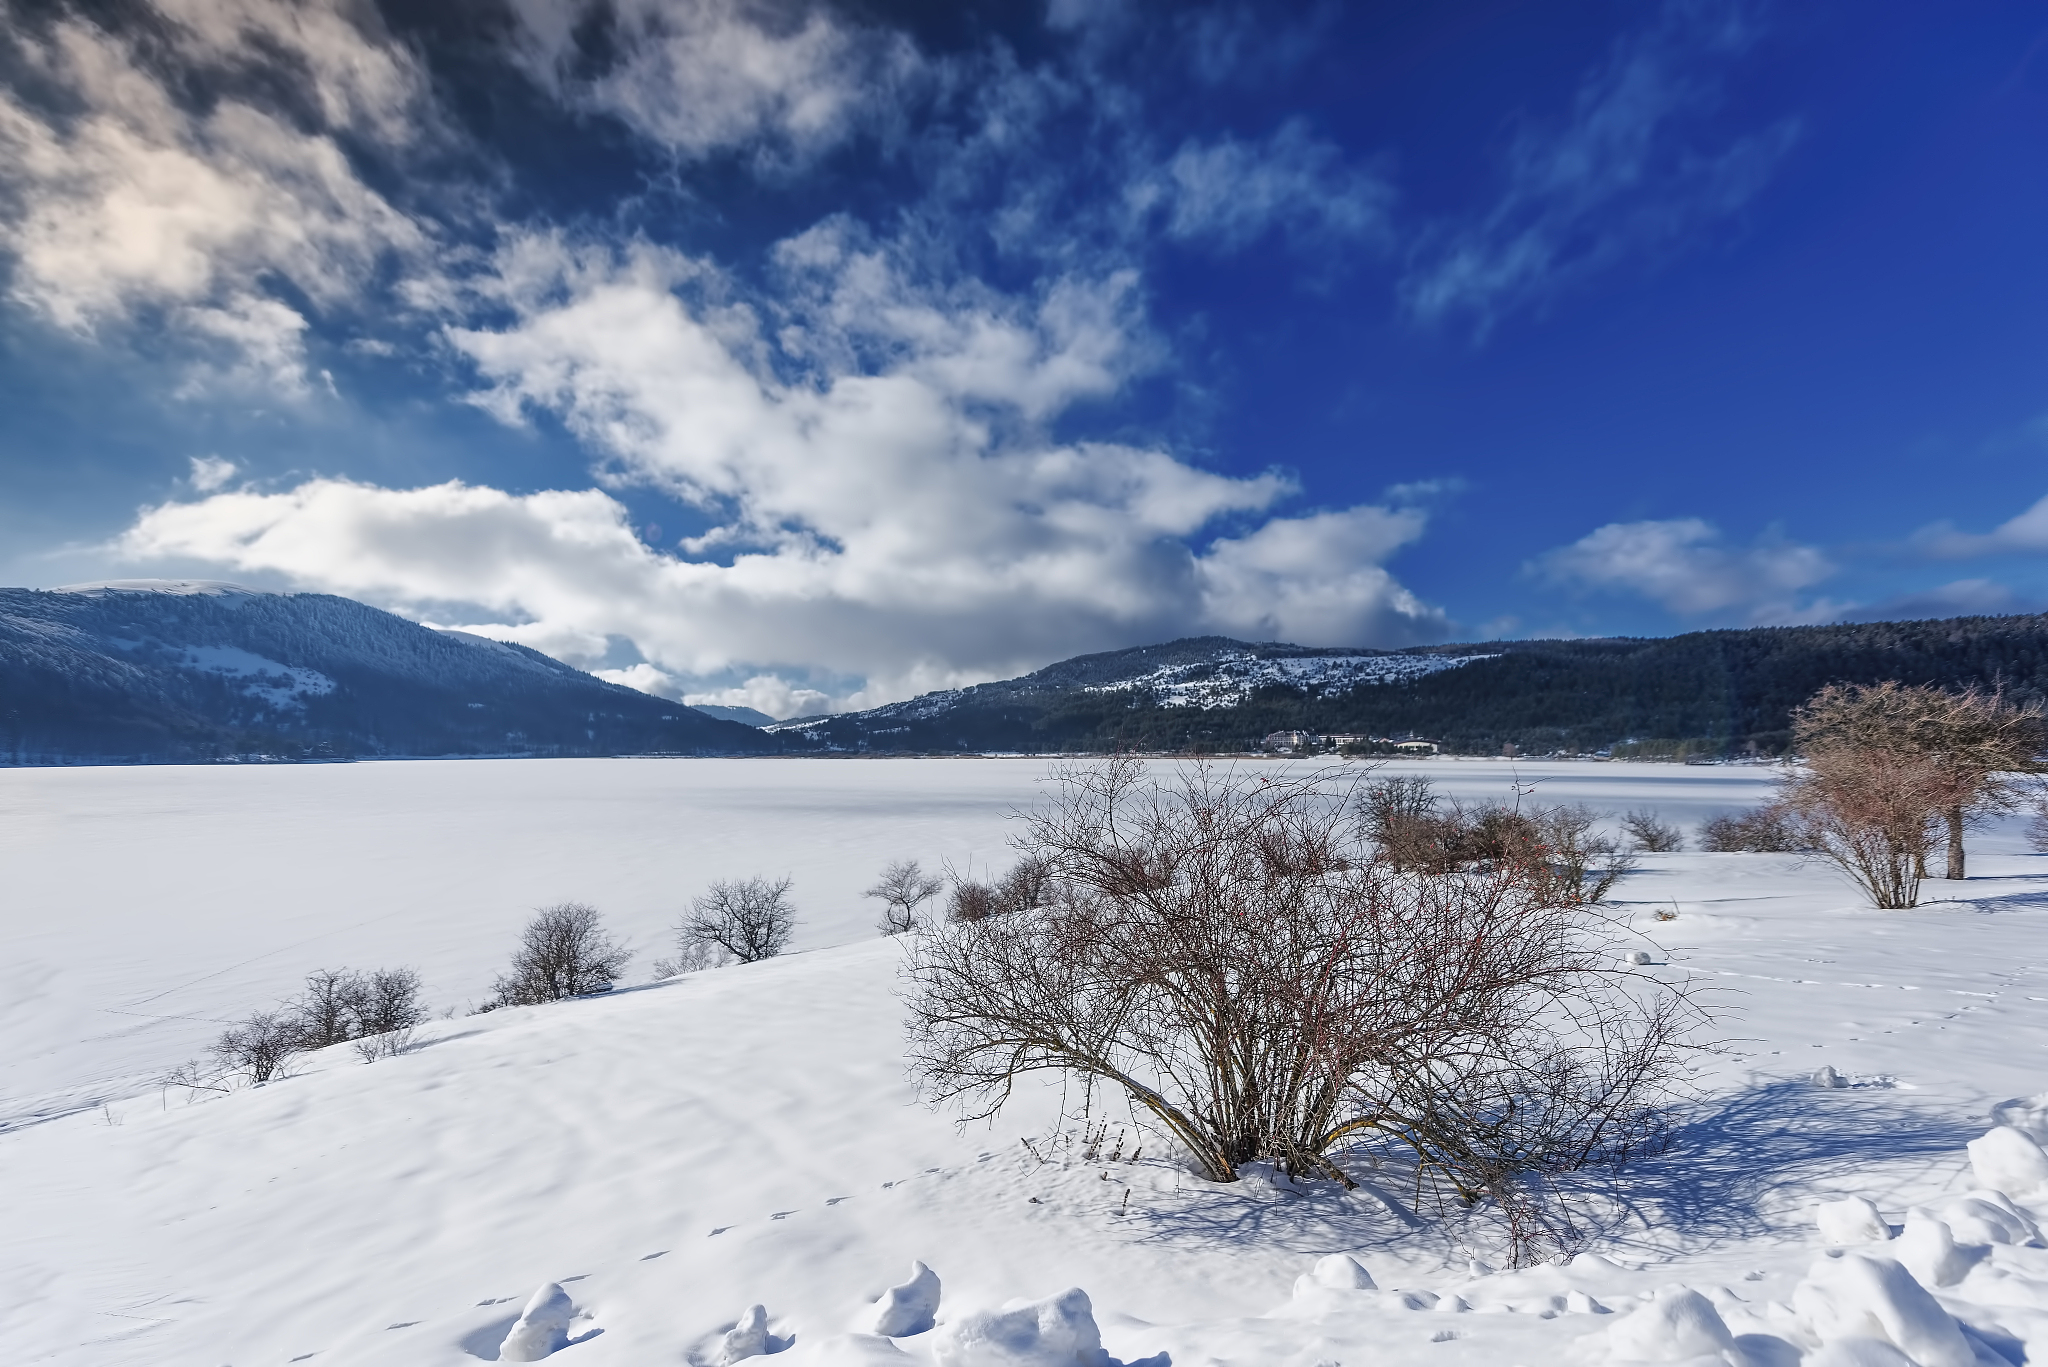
[1991,1092,2048,1143]
[1896,1210,1975,1288]
[1927,1190,2042,1246]
[869,1260,943,1337]
[931,1286,1116,1366]
[716,1304,772,1364]
[1600,1284,1746,1364]
[1815,1065,1848,1089]
[1967,1125,2048,1196]
[1300,1254,1375,1294]
[498,1282,577,1362]
[1790,1252,1974,1367]
[1815,1197,1893,1245]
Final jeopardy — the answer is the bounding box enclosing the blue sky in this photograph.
[3,0,2046,715]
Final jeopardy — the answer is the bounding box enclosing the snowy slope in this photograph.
[7,759,2048,1366]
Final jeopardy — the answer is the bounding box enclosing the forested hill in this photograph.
[771,614,2048,757]
[0,582,775,763]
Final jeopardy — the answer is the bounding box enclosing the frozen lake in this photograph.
[2,756,1782,1124]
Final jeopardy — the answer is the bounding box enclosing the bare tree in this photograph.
[1795,682,2047,880]
[905,757,1702,1264]
[493,903,633,1005]
[355,967,426,1036]
[212,1010,302,1084]
[866,859,944,935]
[294,968,365,1048]
[1623,809,1684,853]
[682,876,797,963]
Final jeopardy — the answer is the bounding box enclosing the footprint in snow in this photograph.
[642,1251,668,1260]
[710,1226,733,1236]
[826,1196,851,1206]
[771,1210,797,1220]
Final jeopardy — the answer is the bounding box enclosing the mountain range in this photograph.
[773,616,2048,757]
[0,582,772,763]
[9,582,2048,764]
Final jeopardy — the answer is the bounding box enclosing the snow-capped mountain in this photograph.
[769,637,1501,752]
[0,581,773,762]
[1076,649,1491,709]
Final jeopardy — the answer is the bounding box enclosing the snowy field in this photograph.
[6,756,2048,1365]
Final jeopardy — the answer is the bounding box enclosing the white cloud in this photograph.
[682,676,832,720]
[113,227,1445,707]
[0,2,434,387]
[504,0,920,164]
[1531,517,1836,622]
[1913,492,2048,559]
[187,455,237,492]
[1401,0,1798,334]
[1196,507,1442,644]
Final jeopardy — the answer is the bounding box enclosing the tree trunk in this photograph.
[1945,805,1966,881]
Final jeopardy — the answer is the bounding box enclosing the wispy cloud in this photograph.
[1912,491,2048,559]
[1530,516,1837,623]
[502,0,923,167]
[1135,120,1393,255]
[1402,0,1799,336]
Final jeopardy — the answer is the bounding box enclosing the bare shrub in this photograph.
[1623,809,1684,853]
[682,876,797,963]
[866,859,944,935]
[905,758,1703,1264]
[2029,796,2048,854]
[946,879,1001,922]
[1780,747,1945,909]
[352,1023,417,1063]
[211,1010,302,1084]
[1699,805,1803,852]
[944,855,1054,922]
[493,903,633,1005]
[652,939,728,978]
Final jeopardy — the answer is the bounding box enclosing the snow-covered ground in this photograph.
[5,757,2048,1366]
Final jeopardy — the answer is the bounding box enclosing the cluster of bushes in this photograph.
[1356,776,1637,905]
[208,966,428,1083]
[200,879,807,1087]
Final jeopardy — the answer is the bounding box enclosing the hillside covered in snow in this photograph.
[0,581,772,762]
[8,758,2048,1365]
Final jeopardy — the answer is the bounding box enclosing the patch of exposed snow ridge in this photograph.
[176,644,336,710]
[1089,651,1493,710]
